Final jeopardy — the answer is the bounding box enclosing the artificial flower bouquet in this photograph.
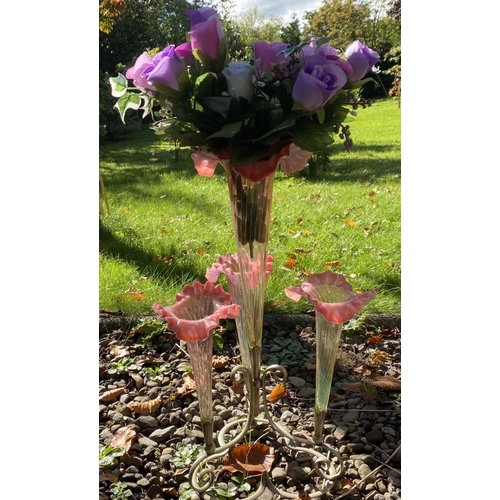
[109,6,380,180]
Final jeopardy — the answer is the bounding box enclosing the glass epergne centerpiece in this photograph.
[110,6,381,497]
[153,154,376,499]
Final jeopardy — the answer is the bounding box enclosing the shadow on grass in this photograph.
[100,129,401,190]
[99,220,204,287]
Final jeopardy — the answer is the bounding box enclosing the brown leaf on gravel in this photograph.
[99,473,118,483]
[110,425,136,452]
[224,443,275,473]
[365,374,401,391]
[298,493,312,500]
[162,486,179,497]
[127,396,162,414]
[342,381,364,394]
[305,358,317,371]
[212,356,228,369]
[135,355,161,366]
[177,373,196,397]
[366,335,382,346]
[99,387,127,402]
[129,372,144,390]
[267,383,287,403]
[230,380,245,395]
[109,345,130,357]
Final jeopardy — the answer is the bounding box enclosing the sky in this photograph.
[233,0,324,24]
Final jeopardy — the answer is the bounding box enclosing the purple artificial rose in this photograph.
[142,45,185,91]
[299,38,353,79]
[292,55,348,112]
[344,41,380,82]
[125,52,157,91]
[186,7,224,60]
[253,41,290,79]
[175,41,194,59]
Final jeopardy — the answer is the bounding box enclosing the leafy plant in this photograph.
[228,475,252,494]
[213,330,224,353]
[265,337,314,368]
[360,380,379,405]
[145,362,171,381]
[108,357,139,375]
[342,318,366,339]
[178,480,246,500]
[109,481,131,500]
[132,317,168,346]
[170,443,202,468]
[99,444,124,469]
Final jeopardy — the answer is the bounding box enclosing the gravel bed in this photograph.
[99,314,401,500]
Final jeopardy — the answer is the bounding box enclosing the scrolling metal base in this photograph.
[188,364,344,499]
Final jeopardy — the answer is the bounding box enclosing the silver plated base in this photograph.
[188,364,344,499]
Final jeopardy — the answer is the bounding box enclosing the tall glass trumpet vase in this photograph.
[223,165,275,417]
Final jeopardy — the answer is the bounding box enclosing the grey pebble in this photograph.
[342,411,360,423]
[271,467,287,483]
[149,426,177,443]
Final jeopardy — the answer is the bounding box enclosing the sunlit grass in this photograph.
[99,98,400,316]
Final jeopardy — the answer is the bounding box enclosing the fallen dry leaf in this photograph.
[162,486,179,497]
[212,356,228,370]
[366,374,401,391]
[128,372,144,390]
[99,473,118,483]
[224,443,275,473]
[99,387,127,402]
[230,380,245,395]
[323,261,341,269]
[342,381,364,394]
[366,335,382,346]
[267,383,287,403]
[110,425,136,452]
[127,396,162,415]
[109,345,130,357]
[305,358,317,371]
[177,373,196,397]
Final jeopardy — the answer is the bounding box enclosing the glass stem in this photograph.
[186,335,215,454]
[314,313,343,441]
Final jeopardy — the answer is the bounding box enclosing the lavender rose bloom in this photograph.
[299,38,353,79]
[292,55,348,112]
[222,62,253,101]
[345,41,380,82]
[125,52,156,91]
[175,41,194,59]
[186,7,224,60]
[142,45,185,91]
[253,41,290,79]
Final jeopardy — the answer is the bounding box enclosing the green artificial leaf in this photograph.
[315,106,325,125]
[252,116,296,143]
[202,96,232,118]
[290,121,334,151]
[113,93,141,124]
[206,121,243,139]
[139,94,155,119]
[313,36,336,48]
[194,72,218,98]
[109,74,129,98]
[229,143,271,166]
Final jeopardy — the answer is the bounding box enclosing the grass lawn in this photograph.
[99,98,401,317]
